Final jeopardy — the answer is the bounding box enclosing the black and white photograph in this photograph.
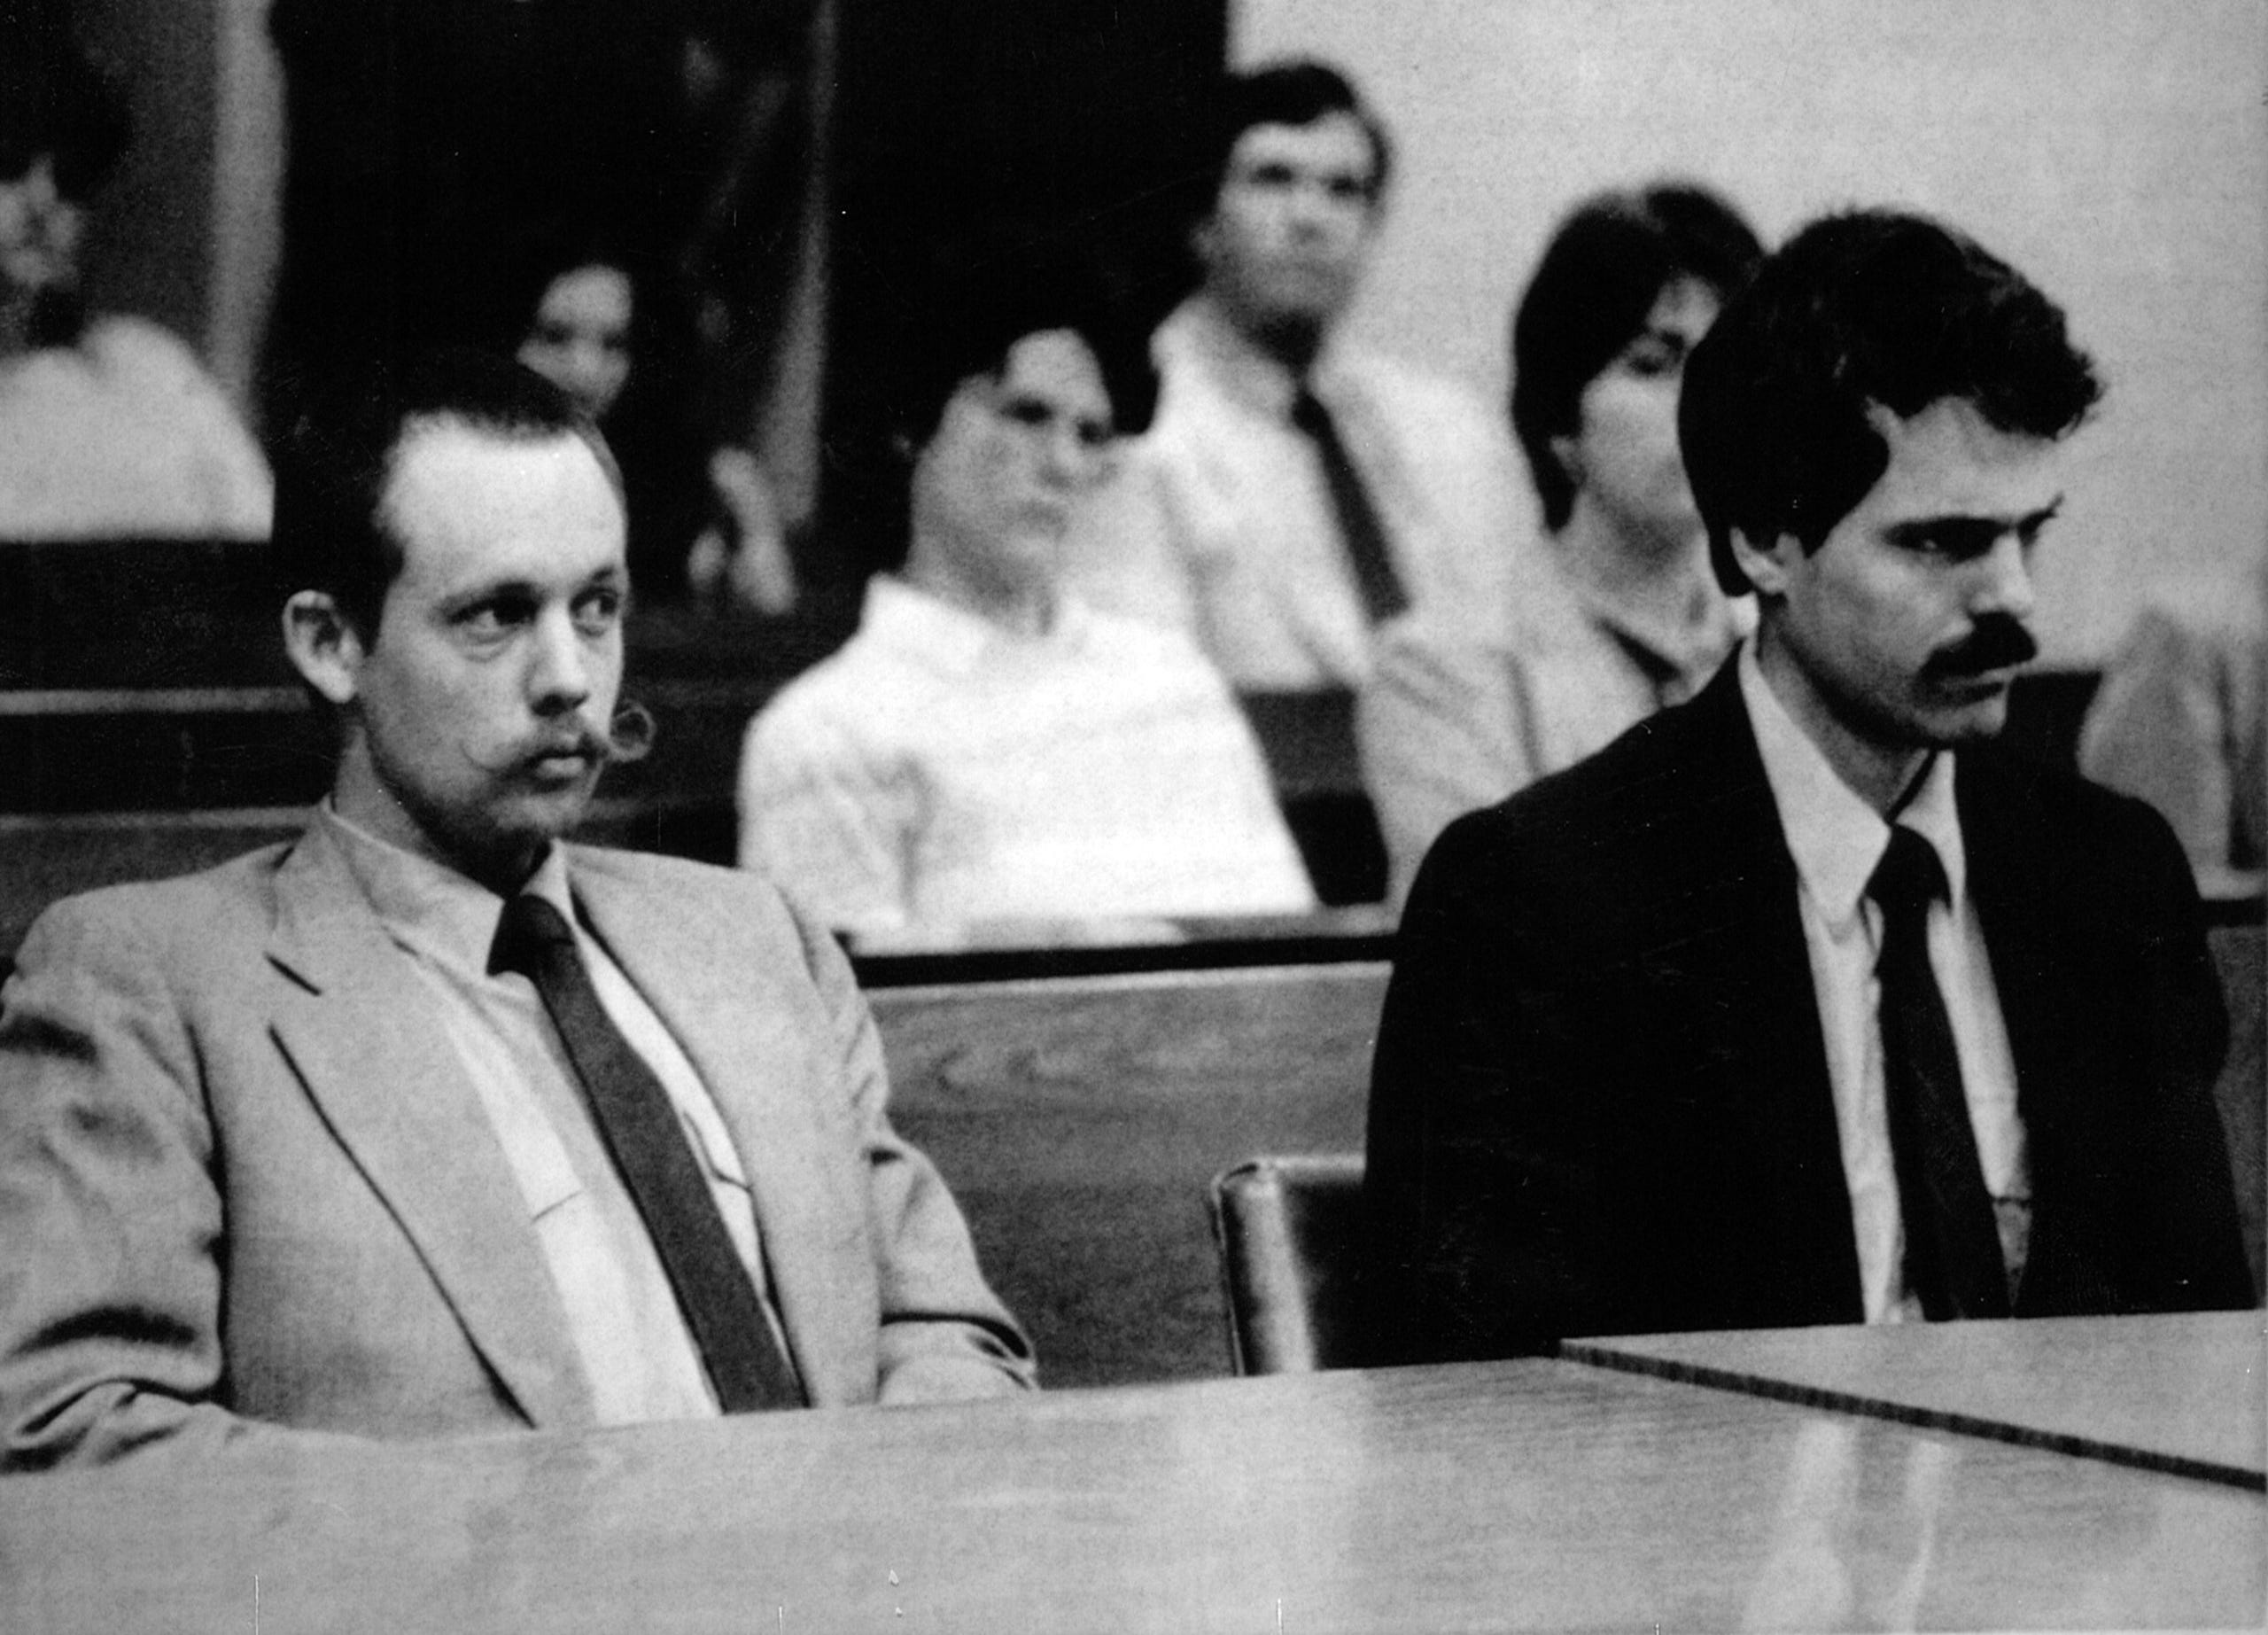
[0,1,2261,1629]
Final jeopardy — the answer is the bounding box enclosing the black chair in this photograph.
[1208,1153,1370,1374]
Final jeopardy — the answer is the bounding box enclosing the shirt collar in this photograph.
[860,574,1094,678]
[1739,642,1968,927]
[1155,295,1348,422]
[319,800,578,973]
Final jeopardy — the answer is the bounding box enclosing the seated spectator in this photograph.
[0,18,269,540]
[1362,183,1763,903]
[738,273,1317,946]
[1060,59,1526,695]
[2079,597,2265,881]
[511,248,638,426]
[500,226,796,613]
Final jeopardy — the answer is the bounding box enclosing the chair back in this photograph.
[1209,1153,1369,1374]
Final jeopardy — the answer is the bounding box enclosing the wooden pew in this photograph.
[870,957,1386,1389]
[0,811,309,957]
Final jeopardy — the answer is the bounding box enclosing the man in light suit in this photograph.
[0,351,1033,1470]
[1365,210,2252,1362]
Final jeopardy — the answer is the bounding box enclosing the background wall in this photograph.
[1236,0,2268,659]
[74,0,217,349]
[69,0,279,409]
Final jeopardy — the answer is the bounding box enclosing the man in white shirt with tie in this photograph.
[1062,58,1525,695]
[1366,209,2252,1360]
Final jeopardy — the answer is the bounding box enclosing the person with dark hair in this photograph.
[0,347,1032,1468]
[508,246,640,430]
[0,10,268,538]
[1365,209,2251,1363]
[1061,58,1524,697]
[738,267,1313,944]
[495,222,796,613]
[1362,183,1763,902]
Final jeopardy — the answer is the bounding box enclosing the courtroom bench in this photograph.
[864,940,1389,1389]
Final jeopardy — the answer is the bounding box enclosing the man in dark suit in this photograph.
[0,352,1032,1469]
[1365,210,2252,1361]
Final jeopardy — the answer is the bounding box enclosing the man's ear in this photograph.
[283,591,366,707]
[1728,529,1800,598]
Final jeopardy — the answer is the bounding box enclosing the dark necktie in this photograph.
[1289,385,1410,625]
[490,893,804,1410]
[1866,828,2010,1320]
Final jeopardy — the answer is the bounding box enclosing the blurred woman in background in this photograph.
[502,222,796,613]
[1361,183,1763,902]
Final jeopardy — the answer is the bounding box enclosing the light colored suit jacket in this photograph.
[0,820,1033,1469]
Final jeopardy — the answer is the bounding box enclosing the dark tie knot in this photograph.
[1288,385,1332,438]
[488,892,577,979]
[1868,827,1947,922]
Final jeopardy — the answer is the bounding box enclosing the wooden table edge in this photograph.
[1555,1336,2268,1494]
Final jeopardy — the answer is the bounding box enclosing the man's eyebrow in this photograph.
[1883,497,2063,547]
[440,564,624,609]
[442,577,539,609]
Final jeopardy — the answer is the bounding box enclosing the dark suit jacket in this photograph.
[1365,661,2252,1361]
[0,820,1033,1469]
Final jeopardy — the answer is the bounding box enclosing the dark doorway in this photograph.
[824,0,1227,584]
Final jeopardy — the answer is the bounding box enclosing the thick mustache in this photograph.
[1925,618,2038,680]
[470,702,656,773]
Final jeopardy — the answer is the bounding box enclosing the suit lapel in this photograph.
[1955,759,2065,1088]
[571,858,861,1397]
[1956,759,2091,1312]
[264,822,594,1429]
[1658,671,1864,1315]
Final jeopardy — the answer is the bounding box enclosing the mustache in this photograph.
[466,700,656,773]
[1923,616,2038,681]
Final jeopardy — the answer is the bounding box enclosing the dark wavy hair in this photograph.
[1177,58,1393,228]
[271,348,622,639]
[0,4,129,201]
[1510,183,1762,532]
[1680,208,2102,594]
[892,230,1156,453]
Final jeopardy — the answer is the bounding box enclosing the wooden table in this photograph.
[1563,1308,2266,1487]
[3,1348,2257,1633]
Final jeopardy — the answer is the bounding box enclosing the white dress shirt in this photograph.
[1060,296,1525,689]
[739,577,1317,938]
[0,315,273,540]
[1739,647,2031,1321]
